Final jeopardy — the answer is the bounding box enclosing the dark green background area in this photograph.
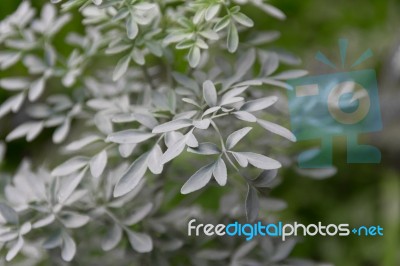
[1,1,399,265]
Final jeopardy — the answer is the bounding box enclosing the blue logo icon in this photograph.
[287,39,382,168]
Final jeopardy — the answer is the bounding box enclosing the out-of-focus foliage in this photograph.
[0,1,324,264]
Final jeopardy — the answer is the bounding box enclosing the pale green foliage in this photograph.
[0,0,319,264]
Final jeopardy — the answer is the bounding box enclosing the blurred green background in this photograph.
[1,0,399,265]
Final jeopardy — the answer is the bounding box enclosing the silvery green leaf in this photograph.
[167,90,177,113]
[0,203,18,225]
[272,70,308,80]
[27,104,51,119]
[45,43,57,66]
[193,119,211,129]
[221,51,256,91]
[220,96,244,106]
[233,111,257,122]
[45,116,64,127]
[257,119,296,142]
[114,153,149,197]
[123,202,153,225]
[203,106,221,117]
[236,49,256,78]
[295,167,337,180]
[126,15,139,39]
[6,122,43,142]
[6,236,24,261]
[152,119,192,133]
[90,149,107,178]
[182,98,201,108]
[0,78,29,91]
[277,50,302,65]
[188,46,201,68]
[181,163,215,194]
[65,135,102,151]
[147,145,163,174]
[227,22,239,53]
[232,240,258,261]
[232,12,254,27]
[213,157,227,186]
[146,41,163,57]
[132,47,145,65]
[205,4,220,21]
[19,222,31,235]
[33,214,55,229]
[195,39,208,49]
[245,184,259,222]
[164,33,188,44]
[106,44,131,54]
[193,8,206,24]
[119,143,136,158]
[112,113,136,123]
[127,230,153,253]
[48,95,72,108]
[187,142,220,155]
[6,39,30,49]
[221,86,248,103]
[185,131,198,148]
[43,231,62,249]
[87,98,114,110]
[226,127,252,150]
[172,72,199,92]
[102,223,122,251]
[251,169,278,187]
[175,110,197,120]
[113,54,131,81]
[199,30,219,40]
[0,232,18,242]
[135,113,159,129]
[0,93,25,118]
[231,152,248,167]
[134,2,157,11]
[108,180,144,209]
[238,152,281,170]
[164,131,184,148]
[107,130,155,144]
[26,121,44,142]
[214,15,230,32]
[59,212,90,228]
[52,156,89,176]
[0,52,22,70]
[240,96,278,112]
[248,31,280,46]
[48,14,71,36]
[53,119,71,143]
[259,52,279,76]
[203,80,217,107]
[95,114,113,135]
[58,168,86,203]
[113,7,129,21]
[28,78,45,101]
[270,239,297,262]
[64,190,87,206]
[177,40,194,50]
[261,78,292,90]
[258,3,286,20]
[61,232,76,262]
